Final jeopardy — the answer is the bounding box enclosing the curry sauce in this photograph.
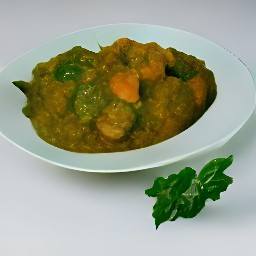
[13,38,217,153]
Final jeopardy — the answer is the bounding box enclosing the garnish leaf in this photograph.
[145,155,233,229]
[198,155,233,201]
[12,80,30,94]
[53,61,83,82]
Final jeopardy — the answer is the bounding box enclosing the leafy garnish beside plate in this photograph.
[145,155,233,229]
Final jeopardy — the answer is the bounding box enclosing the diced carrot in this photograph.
[109,70,140,103]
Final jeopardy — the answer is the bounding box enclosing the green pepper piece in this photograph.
[54,61,83,82]
[73,83,105,123]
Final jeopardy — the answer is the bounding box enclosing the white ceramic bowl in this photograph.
[0,24,255,172]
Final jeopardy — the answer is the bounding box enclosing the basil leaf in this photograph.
[54,61,83,82]
[12,80,30,94]
[146,167,196,228]
[198,155,233,201]
[145,156,233,229]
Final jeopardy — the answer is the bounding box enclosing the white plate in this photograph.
[0,24,255,172]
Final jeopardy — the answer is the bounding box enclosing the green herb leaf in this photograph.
[12,80,30,94]
[198,155,233,201]
[145,155,233,229]
[53,61,83,82]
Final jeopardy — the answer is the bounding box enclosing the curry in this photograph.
[13,38,217,153]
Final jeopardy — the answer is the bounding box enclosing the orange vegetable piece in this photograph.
[109,70,140,103]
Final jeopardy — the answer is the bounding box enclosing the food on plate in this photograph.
[145,155,233,229]
[13,38,217,153]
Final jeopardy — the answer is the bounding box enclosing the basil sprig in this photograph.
[145,155,233,229]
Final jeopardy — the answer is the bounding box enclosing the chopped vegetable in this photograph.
[109,70,140,103]
[54,61,83,82]
[96,101,136,140]
[73,83,105,123]
[145,155,233,229]
[165,47,204,81]
[12,80,30,94]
